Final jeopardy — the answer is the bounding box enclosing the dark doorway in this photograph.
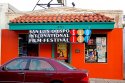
[27,44,38,56]
[19,34,38,57]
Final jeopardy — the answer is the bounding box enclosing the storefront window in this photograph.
[19,34,28,56]
[19,34,38,57]
[85,34,107,63]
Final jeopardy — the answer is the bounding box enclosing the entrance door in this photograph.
[27,44,38,56]
[19,34,38,57]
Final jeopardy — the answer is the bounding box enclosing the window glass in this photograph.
[57,60,76,70]
[5,59,28,70]
[29,59,54,71]
[85,34,107,63]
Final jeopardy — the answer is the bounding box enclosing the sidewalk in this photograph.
[123,63,125,80]
[90,78,125,83]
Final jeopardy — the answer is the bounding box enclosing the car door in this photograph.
[0,58,29,83]
[24,59,56,83]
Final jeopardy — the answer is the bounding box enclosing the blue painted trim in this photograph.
[9,22,115,30]
[69,44,72,64]
[52,44,55,58]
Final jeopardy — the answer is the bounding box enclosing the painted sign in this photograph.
[84,29,92,36]
[84,36,90,43]
[28,29,92,43]
[84,29,91,43]
[28,30,70,43]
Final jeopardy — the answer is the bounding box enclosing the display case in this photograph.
[85,34,107,63]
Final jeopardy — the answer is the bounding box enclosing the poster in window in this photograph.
[85,49,97,62]
[97,51,106,62]
[96,45,102,51]
[96,37,101,44]
[102,45,106,52]
[88,39,95,45]
[85,35,107,63]
[101,37,106,46]
[97,45,106,62]
[57,43,67,60]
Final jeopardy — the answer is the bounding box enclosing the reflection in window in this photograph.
[5,59,28,70]
[29,59,54,71]
[57,60,76,70]
[85,34,107,63]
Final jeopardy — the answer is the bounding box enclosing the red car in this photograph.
[0,57,89,83]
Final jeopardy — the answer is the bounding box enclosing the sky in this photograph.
[0,0,125,14]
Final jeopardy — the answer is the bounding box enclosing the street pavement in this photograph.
[90,78,125,83]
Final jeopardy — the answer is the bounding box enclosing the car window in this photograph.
[57,60,76,70]
[29,59,54,71]
[5,58,28,70]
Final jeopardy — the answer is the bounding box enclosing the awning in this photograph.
[9,22,115,30]
[9,13,115,30]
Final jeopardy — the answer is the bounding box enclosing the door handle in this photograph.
[18,72,24,75]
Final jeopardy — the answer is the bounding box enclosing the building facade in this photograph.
[0,3,8,65]
[0,7,124,79]
[123,15,125,63]
[123,15,125,79]
[0,3,20,65]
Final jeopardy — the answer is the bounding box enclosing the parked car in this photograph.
[0,57,89,83]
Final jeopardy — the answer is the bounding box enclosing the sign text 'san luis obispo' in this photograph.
[28,30,70,43]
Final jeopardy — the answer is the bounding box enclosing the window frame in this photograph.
[85,34,107,63]
[4,58,30,70]
[28,59,55,71]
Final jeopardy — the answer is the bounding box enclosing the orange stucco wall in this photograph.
[1,29,18,64]
[39,43,52,58]
[1,28,123,79]
[1,30,28,65]
[71,28,123,79]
